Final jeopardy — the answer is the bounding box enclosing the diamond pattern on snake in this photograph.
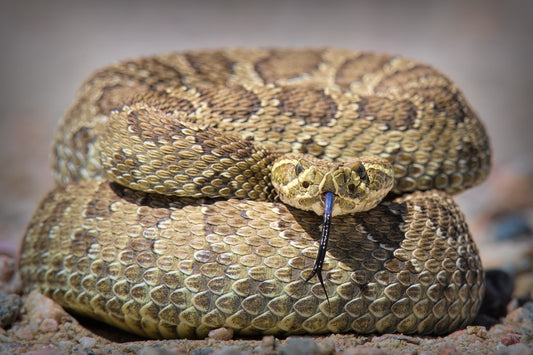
[20,48,491,339]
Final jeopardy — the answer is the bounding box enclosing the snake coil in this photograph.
[20,49,490,339]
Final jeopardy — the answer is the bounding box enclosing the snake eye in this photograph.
[348,183,356,194]
[295,162,304,176]
[301,181,310,188]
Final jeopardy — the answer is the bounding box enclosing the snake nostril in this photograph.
[301,181,310,188]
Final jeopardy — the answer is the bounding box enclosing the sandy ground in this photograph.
[1,1,532,353]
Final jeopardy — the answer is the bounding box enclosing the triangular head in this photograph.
[271,154,394,296]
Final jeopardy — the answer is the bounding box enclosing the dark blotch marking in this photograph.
[90,58,186,113]
[357,96,417,131]
[130,90,196,115]
[196,86,262,123]
[184,51,235,85]
[69,126,95,164]
[278,87,337,127]
[430,86,468,124]
[84,182,121,219]
[125,104,195,145]
[374,64,438,94]
[29,192,75,255]
[254,49,324,83]
[122,89,199,144]
[335,53,393,91]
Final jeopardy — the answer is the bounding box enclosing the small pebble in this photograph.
[79,336,96,350]
[256,335,276,353]
[281,337,322,355]
[58,340,74,352]
[25,290,68,323]
[39,318,58,333]
[501,334,521,346]
[0,293,22,328]
[13,325,33,340]
[436,343,460,355]
[466,326,488,339]
[208,327,234,340]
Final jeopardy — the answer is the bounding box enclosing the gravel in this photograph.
[0,287,531,354]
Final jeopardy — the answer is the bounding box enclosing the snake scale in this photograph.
[20,48,491,339]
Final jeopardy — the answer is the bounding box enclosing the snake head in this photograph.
[271,154,394,216]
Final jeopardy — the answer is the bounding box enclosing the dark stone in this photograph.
[0,293,22,328]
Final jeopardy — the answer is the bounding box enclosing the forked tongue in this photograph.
[322,191,334,246]
[303,191,335,304]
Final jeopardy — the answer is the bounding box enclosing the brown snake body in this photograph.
[20,48,491,339]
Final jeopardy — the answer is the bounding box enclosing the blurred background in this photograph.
[1,0,532,292]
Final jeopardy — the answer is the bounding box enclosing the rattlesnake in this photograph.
[20,48,491,339]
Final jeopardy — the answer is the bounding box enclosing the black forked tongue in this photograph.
[304,191,334,303]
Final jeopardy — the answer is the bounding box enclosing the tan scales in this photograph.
[20,48,491,339]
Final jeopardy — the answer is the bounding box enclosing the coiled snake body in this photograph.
[20,49,491,339]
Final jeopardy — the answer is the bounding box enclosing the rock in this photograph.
[466,326,489,339]
[208,327,234,340]
[13,324,33,340]
[57,340,75,352]
[281,337,322,355]
[256,335,277,354]
[435,343,460,355]
[79,336,97,350]
[24,290,69,324]
[501,334,521,346]
[0,293,22,328]
[39,318,58,333]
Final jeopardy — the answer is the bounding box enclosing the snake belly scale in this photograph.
[20,48,491,339]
